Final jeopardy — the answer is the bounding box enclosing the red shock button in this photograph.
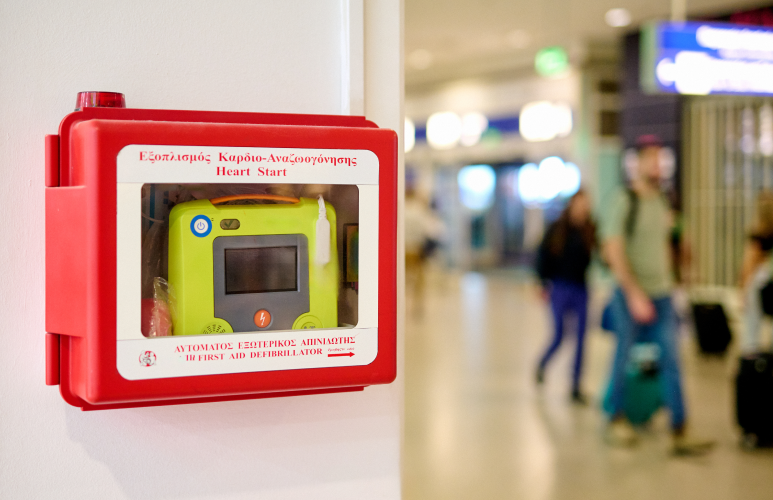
[254,309,272,328]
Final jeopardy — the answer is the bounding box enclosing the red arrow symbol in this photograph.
[328,352,355,357]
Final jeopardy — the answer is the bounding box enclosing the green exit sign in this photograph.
[535,46,568,77]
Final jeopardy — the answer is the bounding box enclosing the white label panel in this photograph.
[117,328,377,380]
[117,145,379,184]
[116,144,380,380]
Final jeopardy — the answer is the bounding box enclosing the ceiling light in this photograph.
[553,102,573,137]
[605,8,631,28]
[407,49,433,70]
[426,112,462,149]
[404,118,416,153]
[460,112,489,147]
[519,101,573,142]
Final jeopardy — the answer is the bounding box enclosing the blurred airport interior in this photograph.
[402,1,773,498]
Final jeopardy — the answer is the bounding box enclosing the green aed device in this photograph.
[168,195,338,335]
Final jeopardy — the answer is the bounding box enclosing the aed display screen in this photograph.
[224,246,298,294]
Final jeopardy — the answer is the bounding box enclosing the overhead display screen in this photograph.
[641,21,773,96]
[224,246,298,294]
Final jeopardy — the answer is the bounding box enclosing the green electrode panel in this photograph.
[168,197,338,336]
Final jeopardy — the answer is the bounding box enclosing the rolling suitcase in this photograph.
[736,352,773,448]
[692,303,732,355]
[603,342,663,426]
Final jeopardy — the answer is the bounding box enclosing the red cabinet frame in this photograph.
[46,106,397,410]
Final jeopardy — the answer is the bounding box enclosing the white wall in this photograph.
[0,1,403,499]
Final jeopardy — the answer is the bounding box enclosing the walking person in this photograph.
[739,191,773,353]
[602,135,713,455]
[535,190,596,404]
[405,186,445,317]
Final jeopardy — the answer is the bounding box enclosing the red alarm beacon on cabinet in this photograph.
[45,92,397,410]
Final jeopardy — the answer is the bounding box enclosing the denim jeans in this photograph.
[539,280,588,392]
[607,288,686,429]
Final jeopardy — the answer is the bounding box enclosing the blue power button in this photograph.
[190,215,212,237]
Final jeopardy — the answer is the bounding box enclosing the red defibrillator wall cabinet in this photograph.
[46,92,397,410]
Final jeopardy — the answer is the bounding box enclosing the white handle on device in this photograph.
[315,195,331,266]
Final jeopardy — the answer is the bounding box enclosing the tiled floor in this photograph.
[404,270,773,500]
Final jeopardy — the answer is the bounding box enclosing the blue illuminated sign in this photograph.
[641,21,773,96]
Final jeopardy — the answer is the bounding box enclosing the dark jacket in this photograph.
[536,222,593,286]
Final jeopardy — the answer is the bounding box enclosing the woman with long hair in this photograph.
[535,190,597,403]
[739,191,773,353]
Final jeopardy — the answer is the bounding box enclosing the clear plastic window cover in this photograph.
[141,183,359,338]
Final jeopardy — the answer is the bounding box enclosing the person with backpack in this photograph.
[602,135,714,455]
[739,191,773,353]
[535,189,597,404]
